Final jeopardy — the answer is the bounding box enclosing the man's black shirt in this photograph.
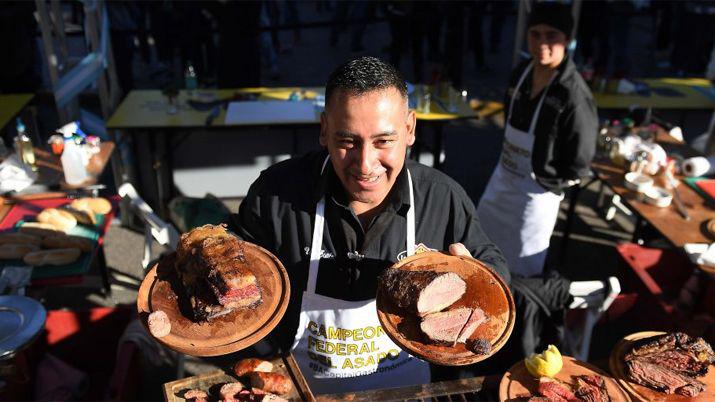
[231,150,509,348]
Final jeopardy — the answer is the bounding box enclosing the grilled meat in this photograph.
[379,269,466,316]
[574,375,610,402]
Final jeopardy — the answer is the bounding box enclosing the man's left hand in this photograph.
[448,242,471,257]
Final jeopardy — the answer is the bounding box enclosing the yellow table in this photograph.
[0,94,34,130]
[593,78,715,110]
[107,87,476,216]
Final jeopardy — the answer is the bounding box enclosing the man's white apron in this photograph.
[291,157,431,395]
[477,63,563,278]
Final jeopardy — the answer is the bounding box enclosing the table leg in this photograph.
[153,131,173,219]
[432,123,445,170]
[96,245,111,295]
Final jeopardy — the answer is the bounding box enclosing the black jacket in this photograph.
[505,56,598,194]
[230,150,509,349]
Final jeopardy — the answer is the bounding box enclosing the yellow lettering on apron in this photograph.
[377,352,387,362]
[354,357,364,368]
[376,326,384,337]
[318,324,327,339]
[328,326,340,340]
[342,328,352,340]
[342,358,354,370]
[359,343,371,354]
[371,341,377,352]
[336,343,346,356]
[347,344,358,355]
[364,326,375,339]
[325,341,335,354]
[365,355,376,366]
[388,349,401,360]
[353,328,363,341]
[308,321,318,335]
[315,339,325,353]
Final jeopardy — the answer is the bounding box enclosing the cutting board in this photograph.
[376,251,515,366]
[499,356,631,401]
[136,242,290,356]
[609,331,715,401]
[162,354,314,401]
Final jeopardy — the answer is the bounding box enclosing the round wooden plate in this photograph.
[136,241,290,357]
[376,251,515,366]
[499,356,631,401]
[609,331,715,402]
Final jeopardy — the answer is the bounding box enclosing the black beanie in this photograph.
[528,2,574,37]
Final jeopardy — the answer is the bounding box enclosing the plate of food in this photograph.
[609,331,715,401]
[499,346,630,401]
[136,224,290,356]
[376,251,514,366]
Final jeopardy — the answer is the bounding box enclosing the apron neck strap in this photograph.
[507,62,558,134]
[307,162,416,295]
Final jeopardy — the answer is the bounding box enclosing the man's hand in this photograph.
[448,242,471,257]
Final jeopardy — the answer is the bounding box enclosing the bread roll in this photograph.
[61,205,96,225]
[0,243,41,259]
[18,222,66,237]
[71,197,112,215]
[248,372,292,395]
[42,234,94,252]
[37,208,77,232]
[23,248,81,266]
[234,358,274,377]
[0,233,42,246]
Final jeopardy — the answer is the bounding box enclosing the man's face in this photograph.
[320,88,416,212]
[527,24,568,68]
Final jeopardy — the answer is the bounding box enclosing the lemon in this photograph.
[524,344,563,378]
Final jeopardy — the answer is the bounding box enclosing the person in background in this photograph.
[231,56,509,394]
[476,3,598,278]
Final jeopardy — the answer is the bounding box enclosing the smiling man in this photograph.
[232,56,508,394]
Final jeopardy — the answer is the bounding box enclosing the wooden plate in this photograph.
[136,242,290,357]
[499,356,631,401]
[376,251,515,366]
[609,331,715,401]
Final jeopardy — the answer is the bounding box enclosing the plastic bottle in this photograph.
[14,118,37,171]
[61,133,89,185]
[184,61,197,98]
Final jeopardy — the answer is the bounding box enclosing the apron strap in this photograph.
[307,157,417,294]
[507,61,557,133]
[507,62,533,121]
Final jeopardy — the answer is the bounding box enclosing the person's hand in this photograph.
[448,242,471,257]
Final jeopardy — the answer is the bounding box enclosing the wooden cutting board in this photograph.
[136,241,290,356]
[376,251,515,366]
[499,356,631,401]
[162,354,315,402]
[609,331,715,402]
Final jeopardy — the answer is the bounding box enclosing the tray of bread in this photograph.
[609,331,715,401]
[137,224,290,356]
[163,354,313,402]
[0,197,112,281]
[376,251,515,366]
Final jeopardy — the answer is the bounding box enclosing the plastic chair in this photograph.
[117,183,179,270]
[563,277,621,361]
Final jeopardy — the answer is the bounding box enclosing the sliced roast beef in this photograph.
[575,375,610,402]
[625,332,715,377]
[420,307,472,344]
[626,358,706,397]
[456,307,487,343]
[537,377,578,402]
[379,269,466,316]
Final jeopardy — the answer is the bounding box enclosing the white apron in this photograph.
[477,63,564,278]
[291,157,431,395]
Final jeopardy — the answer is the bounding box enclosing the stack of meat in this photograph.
[528,375,610,402]
[175,224,263,321]
[183,358,292,402]
[624,332,715,397]
[379,268,490,354]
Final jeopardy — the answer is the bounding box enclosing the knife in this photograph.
[666,171,691,221]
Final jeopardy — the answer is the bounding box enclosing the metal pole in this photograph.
[512,0,531,68]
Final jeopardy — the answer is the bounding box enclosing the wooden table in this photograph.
[593,78,715,110]
[568,132,714,275]
[318,375,499,401]
[0,94,34,131]
[107,88,475,217]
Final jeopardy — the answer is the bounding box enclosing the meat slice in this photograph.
[420,307,472,344]
[625,332,715,377]
[184,389,208,402]
[234,358,274,377]
[537,377,578,402]
[220,382,246,402]
[626,358,706,397]
[251,388,289,402]
[379,269,466,316]
[248,372,292,395]
[456,307,487,343]
[575,375,610,402]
